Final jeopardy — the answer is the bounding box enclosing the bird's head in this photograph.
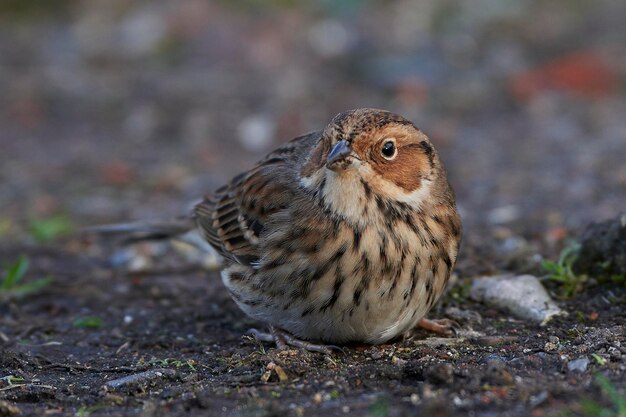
[301,109,443,216]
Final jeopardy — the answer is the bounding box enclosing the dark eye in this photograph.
[381,140,397,159]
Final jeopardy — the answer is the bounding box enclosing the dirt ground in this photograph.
[0,239,624,417]
[1,1,625,416]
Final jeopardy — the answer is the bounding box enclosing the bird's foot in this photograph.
[416,318,459,336]
[247,327,343,355]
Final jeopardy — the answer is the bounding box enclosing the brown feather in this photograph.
[193,131,321,265]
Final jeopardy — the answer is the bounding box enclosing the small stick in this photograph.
[103,369,176,390]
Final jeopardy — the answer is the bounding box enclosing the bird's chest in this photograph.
[295,221,434,343]
[227,211,437,344]
[305,216,431,309]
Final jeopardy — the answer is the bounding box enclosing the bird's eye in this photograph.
[381,140,397,160]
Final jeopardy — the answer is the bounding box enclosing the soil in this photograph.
[0,240,624,417]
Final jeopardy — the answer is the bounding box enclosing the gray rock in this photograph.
[567,357,589,373]
[574,212,626,280]
[470,274,565,325]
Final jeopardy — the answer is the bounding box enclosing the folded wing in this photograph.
[194,132,319,266]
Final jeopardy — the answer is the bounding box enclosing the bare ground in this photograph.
[0,240,624,417]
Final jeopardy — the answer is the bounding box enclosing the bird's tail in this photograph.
[83,216,221,269]
[82,216,195,244]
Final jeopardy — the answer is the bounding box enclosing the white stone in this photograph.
[470,274,565,325]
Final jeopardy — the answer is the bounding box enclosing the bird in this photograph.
[89,108,462,353]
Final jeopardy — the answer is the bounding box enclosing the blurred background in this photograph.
[0,0,624,253]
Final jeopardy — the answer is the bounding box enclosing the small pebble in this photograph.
[567,357,590,373]
[391,356,407,367]
[544,342,558,352]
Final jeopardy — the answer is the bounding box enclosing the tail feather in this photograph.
[82,217,195,243]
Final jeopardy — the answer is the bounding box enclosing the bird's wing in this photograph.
[194,131,320,265]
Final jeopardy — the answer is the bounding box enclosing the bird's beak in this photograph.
[326,140,352,169]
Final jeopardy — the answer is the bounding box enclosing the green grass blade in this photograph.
[2,256,29,290]
[9,277,54,298]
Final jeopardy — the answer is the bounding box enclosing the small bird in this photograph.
[92,109,462,353]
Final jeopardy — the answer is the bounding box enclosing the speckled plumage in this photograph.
[194,108,461,344]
